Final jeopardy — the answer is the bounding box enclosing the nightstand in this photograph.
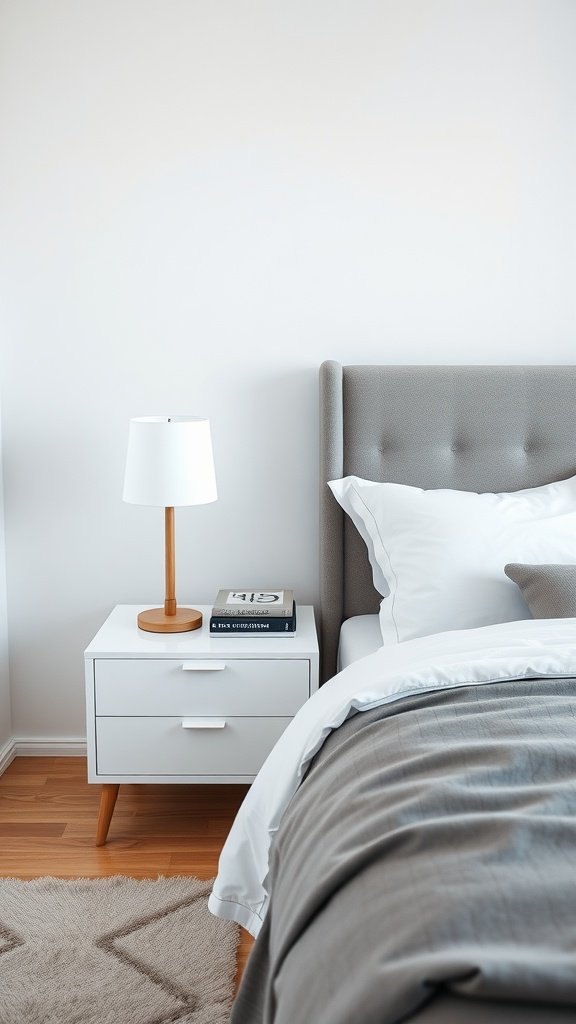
[84,604,319,845]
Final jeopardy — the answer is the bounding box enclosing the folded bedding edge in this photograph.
[208,891,264,936]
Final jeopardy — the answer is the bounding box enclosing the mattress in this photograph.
[337,613,381,669]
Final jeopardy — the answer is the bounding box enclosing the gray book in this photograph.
[212,589,295,617]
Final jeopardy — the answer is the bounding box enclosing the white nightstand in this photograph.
[84,604,319,845]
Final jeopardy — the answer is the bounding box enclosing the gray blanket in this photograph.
[232,678,576,1023]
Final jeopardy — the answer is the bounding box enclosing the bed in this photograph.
[211,362,576,1024]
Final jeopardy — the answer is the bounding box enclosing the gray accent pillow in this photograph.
[504,563,576,618]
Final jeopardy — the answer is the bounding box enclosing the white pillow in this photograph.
[328,474,576,645]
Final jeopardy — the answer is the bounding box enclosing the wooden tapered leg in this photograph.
[96,784,120,846]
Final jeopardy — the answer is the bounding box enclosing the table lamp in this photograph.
[123,416,217,633]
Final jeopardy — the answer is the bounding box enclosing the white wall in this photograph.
[0,0,575,740]
[0,406,11,752]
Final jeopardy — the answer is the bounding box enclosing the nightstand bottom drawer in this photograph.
[96,717,292,776]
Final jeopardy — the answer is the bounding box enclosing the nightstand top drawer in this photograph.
[95,657,310,716]
[85,605,319,659]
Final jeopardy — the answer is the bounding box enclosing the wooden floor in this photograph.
[0,756,254,987]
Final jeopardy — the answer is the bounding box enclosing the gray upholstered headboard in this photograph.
[319,361,576,681]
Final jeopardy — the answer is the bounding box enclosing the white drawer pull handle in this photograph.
[181,661,226,672]
[181,718,226,729]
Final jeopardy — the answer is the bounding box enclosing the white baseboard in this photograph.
[13,737,87,758]
[0,737,86,774]
[0,737,16,775]
[0,737,87,775]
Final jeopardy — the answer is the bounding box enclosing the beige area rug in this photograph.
[0,875,239,1024]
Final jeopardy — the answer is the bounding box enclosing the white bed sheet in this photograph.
[338,614,382,669]
[209,618,576,936]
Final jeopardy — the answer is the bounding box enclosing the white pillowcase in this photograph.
[328,474,576,645]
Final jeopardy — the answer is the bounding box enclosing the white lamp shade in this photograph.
[123,416,217,507]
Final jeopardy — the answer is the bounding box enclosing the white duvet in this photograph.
[208,618,576,936]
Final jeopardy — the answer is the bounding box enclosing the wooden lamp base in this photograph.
[137,607,203,633]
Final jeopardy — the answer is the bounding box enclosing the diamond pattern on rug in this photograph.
[0,920,23,957]
[0,875,238,1024]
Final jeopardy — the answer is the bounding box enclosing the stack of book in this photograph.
[209,590,296,636]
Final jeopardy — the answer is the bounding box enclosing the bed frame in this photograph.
[319,361,576,681]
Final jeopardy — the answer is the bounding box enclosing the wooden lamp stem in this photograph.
[136,506,203,633]
[164,506,177,616]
